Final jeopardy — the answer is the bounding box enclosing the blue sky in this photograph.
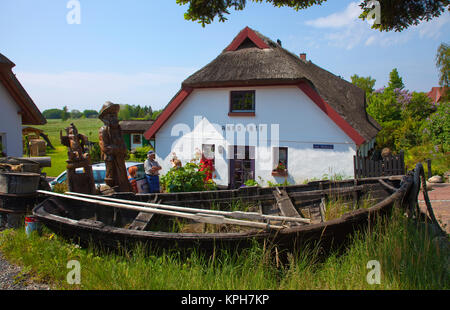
[1,0,449,112]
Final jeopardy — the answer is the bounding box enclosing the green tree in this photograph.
[387,68,405,90]
[151,109,163,120]
[402,92,435,120]
[436,43,449,99]
[118,105,131,121]
[70,109,83,119]
[83,110,99,118]
[176,0,449,31]
[61,106,69,121]
[374,120,403,152]
[424,101,450,153]
[366,89,402,123]
[42,109,63,119]
[351,74,376,94]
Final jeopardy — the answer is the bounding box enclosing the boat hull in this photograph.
[33,175,413,253]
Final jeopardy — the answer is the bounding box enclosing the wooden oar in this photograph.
[64,191,311,224]
[37,190,287,230]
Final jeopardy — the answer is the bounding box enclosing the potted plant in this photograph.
[272,161,288,177]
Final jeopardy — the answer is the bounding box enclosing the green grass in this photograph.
[0,208,448,290]
[35,118,103,145]
[33,118,103,177]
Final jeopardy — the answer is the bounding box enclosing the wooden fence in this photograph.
[354,151,405,179]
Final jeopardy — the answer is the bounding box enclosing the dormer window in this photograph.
[229,90,255,116]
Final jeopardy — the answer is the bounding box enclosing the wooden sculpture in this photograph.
[98,102,132,192]
[60,123,96,194]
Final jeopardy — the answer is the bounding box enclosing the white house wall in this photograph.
[0,83,23,157]
[155,86,357,186]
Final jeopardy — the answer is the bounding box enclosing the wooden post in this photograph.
[427,159,432,179]
[399,150,405,175]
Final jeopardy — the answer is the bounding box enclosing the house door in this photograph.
[229,146,255,189]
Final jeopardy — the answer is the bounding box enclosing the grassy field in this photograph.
[0,208,448,290]
[34,118,103,177]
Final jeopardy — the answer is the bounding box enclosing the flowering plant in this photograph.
[275,161,286,171]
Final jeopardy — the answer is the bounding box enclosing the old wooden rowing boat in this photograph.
[32,167,419,254]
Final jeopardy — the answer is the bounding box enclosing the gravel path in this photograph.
[0,250,51,290]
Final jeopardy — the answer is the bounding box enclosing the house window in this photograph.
[229,91,255,115]
[132,134,141,145]
[272,147,288,176]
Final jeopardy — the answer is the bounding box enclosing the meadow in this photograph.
[0,207,448,290]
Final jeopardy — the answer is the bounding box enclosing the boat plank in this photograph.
[273,189,303,225]
[128,212,155,231]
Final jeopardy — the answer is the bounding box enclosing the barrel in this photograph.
[25,216,40,237]
[0,157,41,173]
[0,172,41,194]
[6,214,23,229]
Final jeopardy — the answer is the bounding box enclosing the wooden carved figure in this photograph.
[60,123,96,194]
[98,101,132,192]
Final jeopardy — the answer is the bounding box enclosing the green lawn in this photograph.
[33,118,103,177]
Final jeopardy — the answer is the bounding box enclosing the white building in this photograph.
[144,27,380,188]
[0,53,46,157]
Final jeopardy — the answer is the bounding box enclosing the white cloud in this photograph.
[305,2,361,28]
[304,2,450,50]
[416,13,450,39]
[324,21,367,50]
[15,67,197,112]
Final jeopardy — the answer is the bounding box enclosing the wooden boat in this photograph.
[32,169,419,253]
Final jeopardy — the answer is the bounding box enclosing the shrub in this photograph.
[267,179,290,187]
[130,146,153,162]
[424,101,449,153]
[244,179,259,187]
[160,161,217,193]
[53,181,68,194]
[88,142,102,163]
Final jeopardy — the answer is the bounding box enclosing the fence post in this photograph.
[399,150,405,175]
[427,159,432,179]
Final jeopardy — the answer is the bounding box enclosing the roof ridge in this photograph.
[0,53,15,68]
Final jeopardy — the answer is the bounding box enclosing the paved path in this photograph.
[418,183,450,234]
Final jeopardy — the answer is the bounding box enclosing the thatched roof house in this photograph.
[144,27,381,187]
[182,27,380,143]
[146,27,380,145]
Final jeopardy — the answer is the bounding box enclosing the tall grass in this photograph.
[0,208,448,290]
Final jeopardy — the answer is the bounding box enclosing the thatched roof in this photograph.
[0,53,46,125]
[119,120,154,133]
[182,27,380,142]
